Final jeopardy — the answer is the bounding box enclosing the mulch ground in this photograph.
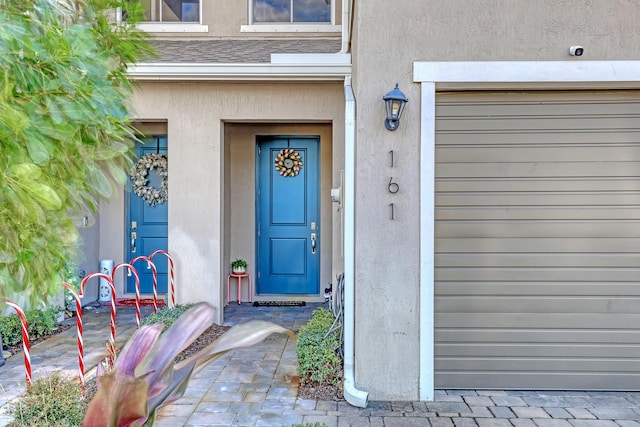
[6,323,73,355]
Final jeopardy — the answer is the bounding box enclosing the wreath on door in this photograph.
[130,153,168,206]
[274,149,303,177]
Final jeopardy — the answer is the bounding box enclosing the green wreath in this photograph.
[130,153,168,206]
[274,149,303,177]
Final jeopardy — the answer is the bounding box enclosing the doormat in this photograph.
[252,301,306,307]
[110,298,166,307]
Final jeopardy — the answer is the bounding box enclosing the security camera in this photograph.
[569,46,584,56]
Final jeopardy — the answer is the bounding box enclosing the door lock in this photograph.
[131,232,137,253]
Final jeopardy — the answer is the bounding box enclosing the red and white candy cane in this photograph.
[150,249,175,309]
[112,263,142,327]
[129,256,158,315]
[80,273,117,369]
[60,282,84,395]
[4,300,31,387]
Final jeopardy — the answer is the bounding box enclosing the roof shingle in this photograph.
[146,39,342,63]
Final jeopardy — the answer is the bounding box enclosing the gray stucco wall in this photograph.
[101,82,344,325]
[351,0,640,400]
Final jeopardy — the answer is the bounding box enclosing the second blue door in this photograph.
[127,137,168,294]
[257,136,320,294]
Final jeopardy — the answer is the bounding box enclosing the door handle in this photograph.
[131,232,137,253]
[311,233,316,254]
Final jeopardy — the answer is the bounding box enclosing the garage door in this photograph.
[435,91,640,390]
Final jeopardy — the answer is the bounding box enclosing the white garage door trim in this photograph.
[413,60,640,401]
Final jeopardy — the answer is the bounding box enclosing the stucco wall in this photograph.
[100,82,344,324]
[351,0,640,400]
[225,123,334,303]
[152,0,342,39]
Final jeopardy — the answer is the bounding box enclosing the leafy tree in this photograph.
[0,0,153,306]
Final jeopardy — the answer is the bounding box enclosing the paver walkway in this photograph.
[154,303,640,426]
[0,302,638,426]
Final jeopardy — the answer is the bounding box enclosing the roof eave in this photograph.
[128,62,352,81]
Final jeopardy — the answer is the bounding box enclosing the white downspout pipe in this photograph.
[339,0,351,54]
[343,76,369,408]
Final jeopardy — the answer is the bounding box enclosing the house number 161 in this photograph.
[388,151,399,220]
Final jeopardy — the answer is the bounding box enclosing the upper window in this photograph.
[252,0,331,23]
[139,0,200,23]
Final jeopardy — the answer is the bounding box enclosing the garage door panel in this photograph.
[435,296,640,313]
[436,313,640,329]
[437,344,640,359]
[437,116,640,132]
[437,267,640,281]
[438,178,640,193]
[437,329,640,344]
[437,237,640,253]
[437,372,640,390]
[437,97,640,118]
[436,253,640,268]
[436,221,640,238]
[437,192,640,207]
[438,145,640,163]
[437,207,640,221]
[436,357,639,373]
[436,282,640,296]
[437,131,640,145]
[437,161,640,178]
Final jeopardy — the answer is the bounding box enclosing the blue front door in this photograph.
[257,136,320,294]
[127,136,168,294]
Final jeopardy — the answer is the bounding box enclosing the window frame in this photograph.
[127,0,209,33]
[243,0,339,33]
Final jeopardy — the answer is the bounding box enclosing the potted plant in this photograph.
[231,259,247,274]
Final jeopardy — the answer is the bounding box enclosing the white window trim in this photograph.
[413,60,640,402]
[246,0,335,31]
[127,0,207,32]
[241,24,340,33]
[137,23,208,33]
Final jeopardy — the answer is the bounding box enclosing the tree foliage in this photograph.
[0,0,153,305]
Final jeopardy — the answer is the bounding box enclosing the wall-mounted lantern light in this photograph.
[383,84,408,131]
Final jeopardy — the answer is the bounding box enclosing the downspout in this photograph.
[343,76,369,408]
[339,0,353,54]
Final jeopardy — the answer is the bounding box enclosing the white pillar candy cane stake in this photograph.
[111,263,142,327]
[4,300,31,387]
[149,249,175,308]
[60,282,85,396]
[80,272,117,369]
[129,256,158,315]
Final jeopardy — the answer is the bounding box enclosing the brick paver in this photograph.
[1,303,639,426]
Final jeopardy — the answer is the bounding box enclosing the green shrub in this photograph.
[141,303,194,330]
[0,313,22,348]
[0,306,63,348]
[8,373,86,427]
[27,306,62,338]
[297,307,343,387]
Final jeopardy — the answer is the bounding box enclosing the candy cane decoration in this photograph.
[4,300,31,387]
[80,273,117,369]
[112,263,142,327]
[149,249,175,309]
[60,282,84,396]
[129,256,158,315]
